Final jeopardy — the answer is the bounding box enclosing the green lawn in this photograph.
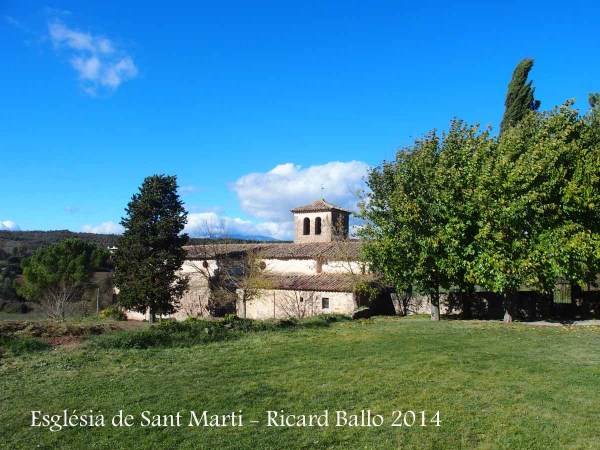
[1,318,599,449]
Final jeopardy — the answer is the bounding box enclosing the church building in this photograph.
[126,199,390,321]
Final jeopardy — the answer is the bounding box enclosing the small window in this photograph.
[322,298,329,309]
[315,217,322,235]
[303,217,310,235]
[300,297,304,303]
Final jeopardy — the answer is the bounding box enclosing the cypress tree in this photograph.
[499,58,541,134]
[114,175,189,322]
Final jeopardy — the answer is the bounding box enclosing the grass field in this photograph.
[1,317,599,449]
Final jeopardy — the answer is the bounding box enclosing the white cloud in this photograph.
[71,55,101,80]
[232,161,369,222]
[81,221,124,234]
[180,185,199,194]
[2,15,23,28]
[186,212,291,241]
[211,160,371,240]
[48,21,137,96]
[0,220,20,231]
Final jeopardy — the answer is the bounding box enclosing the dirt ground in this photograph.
[0,318,147,347]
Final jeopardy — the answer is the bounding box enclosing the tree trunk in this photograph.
[570,282,582,319]
[503,291,515,323]
[149,307,156,323]
[430,288,440,321]
[243,292,247,319]
[462,289,473,320]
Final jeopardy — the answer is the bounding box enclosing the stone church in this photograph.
[126,199,392,321]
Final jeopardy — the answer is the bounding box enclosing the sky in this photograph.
[1,1,598,240]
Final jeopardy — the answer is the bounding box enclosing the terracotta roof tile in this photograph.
[290,198,353,214]
[263,273,358,292]
[185,241,362,261]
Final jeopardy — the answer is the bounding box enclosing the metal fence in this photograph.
[553,283,571,304]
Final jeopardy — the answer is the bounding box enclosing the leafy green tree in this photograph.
[361,102,600,323]
[538,102,600,305]
[472,102,600,321]
[359,132,448,320]
[17,239,109,318]
[0,267,17,300]
[433,120,495,317]
[114,175,189,322]
[589,92,600,109]
[360,121,498,320]
[499,58,540,135]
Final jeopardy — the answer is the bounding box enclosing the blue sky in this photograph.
[1,1,598,239]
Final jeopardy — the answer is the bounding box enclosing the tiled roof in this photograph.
[263,273,358,292]
[290,198,353,214]
[185,240,362,261]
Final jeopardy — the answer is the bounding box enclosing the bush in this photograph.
[0,321,117,339]
[0,335,51,357]
[92,313,351,350]
[0,300,30,314]
[99,306,127,321]
[276,318,299,328]
[352,306,372,319]
[324,313,352,323]
[302,314,352,328]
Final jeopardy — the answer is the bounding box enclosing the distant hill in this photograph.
[0,230,120,258]
[223,233,278,242]
[0,230,280,259]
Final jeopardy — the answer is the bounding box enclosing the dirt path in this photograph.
[521,320,600,327]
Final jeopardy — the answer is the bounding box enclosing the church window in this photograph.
[315,217,322,235]
[303,217,310,235]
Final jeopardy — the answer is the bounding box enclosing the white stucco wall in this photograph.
[264,258,365,275]
[238,289,356,319]
[263,258,314,274]
[124,256,365,321]
[321,260,365,274]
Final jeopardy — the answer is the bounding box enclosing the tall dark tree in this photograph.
[114,175,189,322]
[499,58,541,134]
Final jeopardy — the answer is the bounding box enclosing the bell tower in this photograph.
[291,199,350,244]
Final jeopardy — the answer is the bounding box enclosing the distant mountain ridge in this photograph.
[0,230,279,258]
[0,230,119,257]
[218,233,278,242]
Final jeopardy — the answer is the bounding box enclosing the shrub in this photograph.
[301,314,351,328]
[351,306,372,319]
[301,315,330,328]
[99,306,127,321]
[92,313,353,350]
[0,335,51,357]
[0,300,30,314]
[276,318,299,328]
[324,313,352,323]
